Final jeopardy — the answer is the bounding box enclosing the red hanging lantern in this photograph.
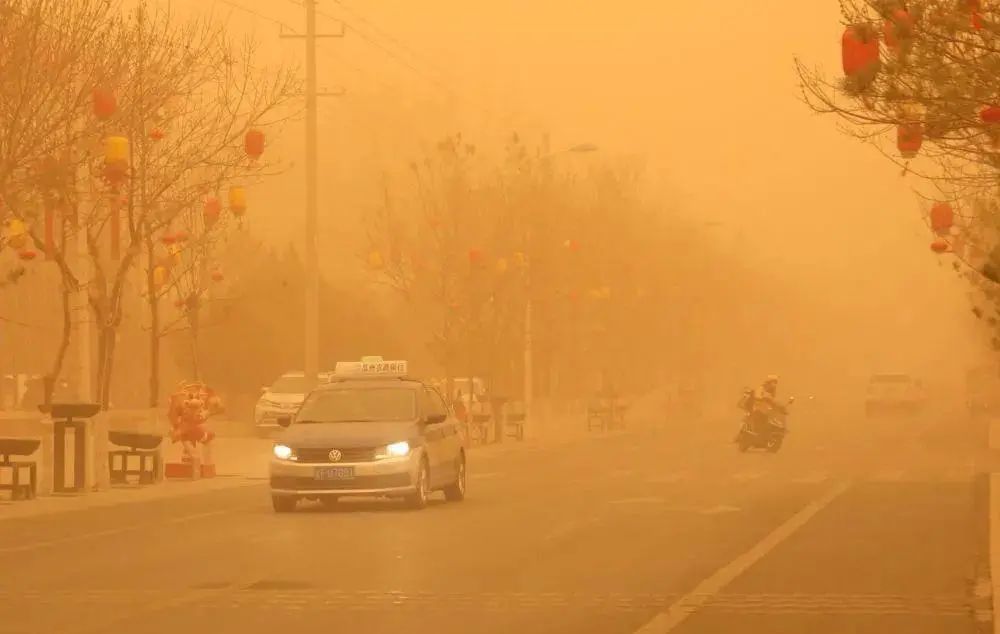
[897,123,923,158]
[92,87,117,120]
[981,106,1000,124]
[244,129,265,159]
[883,9,914,51]
[970,0,984,29]
[930,202,955,235]
[468,248,485,267]
[211,269,224,282]
[161,233,176,246]
[841,24,880,81]
[930,238,950,253]
[17,248,37,261]
[203,197,221,227]
[149,128,165,141]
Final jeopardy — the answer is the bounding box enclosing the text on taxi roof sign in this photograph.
[334,360,408,376]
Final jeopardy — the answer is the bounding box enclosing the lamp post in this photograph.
[523,142,598,438]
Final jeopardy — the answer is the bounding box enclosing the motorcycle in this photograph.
[735,394,794,453]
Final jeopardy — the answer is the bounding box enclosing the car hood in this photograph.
[260,392,305,405]
[278,421,419,448]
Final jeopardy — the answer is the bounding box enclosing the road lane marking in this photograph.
[699,505,741,515]
[632,480,852,633]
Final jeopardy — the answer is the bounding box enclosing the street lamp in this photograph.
[523,142,598,438]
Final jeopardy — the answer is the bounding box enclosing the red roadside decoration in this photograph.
[92,87,117,120]
[930,202,955,235]
[883,9,914,51]
[930,238,950,253]
[244,129,265,159]
[841,24,880,83]
[980,106,1000,124]
[468,248,485,267]
[897,123,923,158]
[165,381,223,479]
[17,248,37,261]
[203,196,221,227]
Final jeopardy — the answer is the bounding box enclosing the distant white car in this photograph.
[255,371,332,435]
[865,373,926,417]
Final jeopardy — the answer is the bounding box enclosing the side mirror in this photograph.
[276,416,292,428]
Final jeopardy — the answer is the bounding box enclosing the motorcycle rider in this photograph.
[737,375,782,439]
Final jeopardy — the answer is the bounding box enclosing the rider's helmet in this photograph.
[763,375,779,396]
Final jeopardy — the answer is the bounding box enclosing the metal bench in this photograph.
[0,438,39,501]
[108,431,163,485]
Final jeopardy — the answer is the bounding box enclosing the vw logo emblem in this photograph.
[328,449,343,462]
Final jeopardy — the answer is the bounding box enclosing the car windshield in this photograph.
[295,388,417,423]
[269,376,312,394]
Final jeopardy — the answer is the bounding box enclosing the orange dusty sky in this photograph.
[164,0,990,379]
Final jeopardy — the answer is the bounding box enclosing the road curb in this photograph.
[987,419,1000,632]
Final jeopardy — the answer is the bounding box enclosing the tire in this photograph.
[271,495,297,513]
[444,454,467,502]
[737,434,751,453]
[405,459,431,510]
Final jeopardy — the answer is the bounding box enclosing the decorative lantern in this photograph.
[203,197,221,227]
[211,269,224,282]
[468,248,485,267]
[930,202,954,235]
[367,250,384,269]
[981,106,1000,124]
[153,265,168,287]
[244,129,265,159]
[17,248,37,261]
[883,9,914,51]
[228,186,247,217]
[92,87,117,120]
[149,128,165,141]
[930,238,950,253]
[496,257,509,274]
[897,123,923,158]
[105,136,129,168]
[841,24,880,86]
[161,233,176,246]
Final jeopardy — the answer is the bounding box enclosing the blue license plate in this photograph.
[314,467,354,481]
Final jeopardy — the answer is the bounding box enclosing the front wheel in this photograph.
[405,459,431,510]
[444,454,467,502]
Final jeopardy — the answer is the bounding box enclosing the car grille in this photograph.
[270,473,411,491]
[294,447,376,463]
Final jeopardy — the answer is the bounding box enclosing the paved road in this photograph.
[0,405,990,634]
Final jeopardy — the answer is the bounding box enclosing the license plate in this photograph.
[314,467,354,481]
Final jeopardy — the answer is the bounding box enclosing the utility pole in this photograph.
[281,1,344,384]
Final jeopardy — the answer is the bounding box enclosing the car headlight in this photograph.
[273,444,295,460]
[375,441,411,460]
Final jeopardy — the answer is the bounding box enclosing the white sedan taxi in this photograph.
[269,360,467,512]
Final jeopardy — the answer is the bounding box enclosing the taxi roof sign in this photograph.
[334,359,408,377]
